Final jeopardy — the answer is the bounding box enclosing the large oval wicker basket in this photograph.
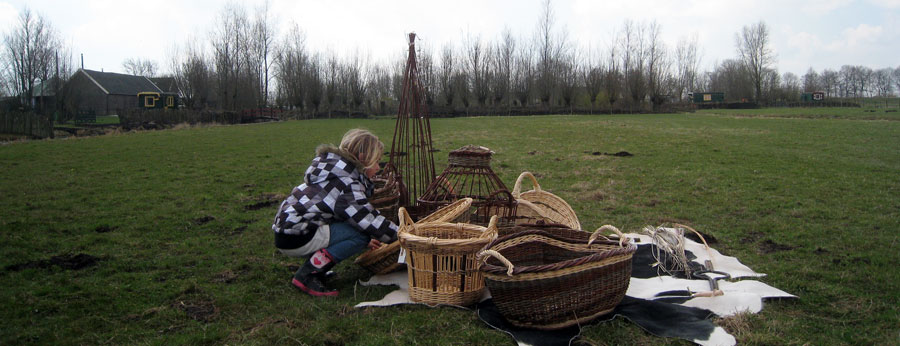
[478,225,636,330]
[512,172,581,230]
[355,198,474,275]
[399,208,498,306]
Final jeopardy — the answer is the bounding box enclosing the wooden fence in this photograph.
[0,111,53,139]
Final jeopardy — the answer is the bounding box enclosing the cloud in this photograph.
[837,23,883,48]
[867,0,900,8]
[0,2,18,30]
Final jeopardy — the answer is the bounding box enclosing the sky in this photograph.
[1,0,898,77]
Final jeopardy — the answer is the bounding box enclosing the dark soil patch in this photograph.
[94,225,117,233]
[194,215,215,225]
[213,269,239,283]
[740,231,765,244]
[684,229,719,245]
[173,298,218,323]
[244,193,284,211]
[587,151,634,157]
[231,225,248,234]
[758,239,796,254]
[6,253,100,272]
[657,217,693,225]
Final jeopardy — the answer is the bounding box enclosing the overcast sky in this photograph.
[1,0,898,77]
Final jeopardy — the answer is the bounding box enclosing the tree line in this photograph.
[2,1,899,119]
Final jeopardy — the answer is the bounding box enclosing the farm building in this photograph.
[801,91,825,102]
[62,69,168,116]
[691,92,725,104]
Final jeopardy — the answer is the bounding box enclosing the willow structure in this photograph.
[388,32,436,218]
[418,145,517,226]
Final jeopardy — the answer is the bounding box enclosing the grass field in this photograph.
[1,108,897,345]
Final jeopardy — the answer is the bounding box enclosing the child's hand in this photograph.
[368,239,383,250]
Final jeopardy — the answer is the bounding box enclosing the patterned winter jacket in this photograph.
[272,145,398,250]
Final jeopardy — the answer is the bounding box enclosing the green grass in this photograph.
[696,106,900,120]
[1,108,898,345]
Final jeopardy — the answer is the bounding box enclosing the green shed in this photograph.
[692,92,725,103]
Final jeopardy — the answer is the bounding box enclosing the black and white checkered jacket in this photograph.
[272,145,398,249]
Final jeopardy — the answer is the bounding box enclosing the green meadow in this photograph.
[1,108,897,345]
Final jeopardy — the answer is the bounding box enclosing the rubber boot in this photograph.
[292,249,338,297]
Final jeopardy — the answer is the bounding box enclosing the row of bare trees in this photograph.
[3,2,899,118]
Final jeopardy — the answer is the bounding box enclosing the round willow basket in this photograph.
[399,208,498,306]
[478,225,636,330]
[355,198,474,275]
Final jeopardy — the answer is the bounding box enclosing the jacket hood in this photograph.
[306,144,370,186]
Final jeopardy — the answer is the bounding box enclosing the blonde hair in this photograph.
[340,128,384,169]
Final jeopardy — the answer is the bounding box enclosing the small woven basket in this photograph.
[399,207,498,306]
[370,164,402,223]
[355,198,474,275]
[512,172,581,230]
[478,225,636,330]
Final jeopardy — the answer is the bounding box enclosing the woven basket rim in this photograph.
[479,229,636,275]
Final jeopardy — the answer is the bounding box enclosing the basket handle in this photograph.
[398,207,415,230]
[480,215,499,239]
[588,225,629,247]
[512,171,542,198]
[478,249,514,276]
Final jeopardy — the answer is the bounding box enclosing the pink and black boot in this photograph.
[292,249,338,297]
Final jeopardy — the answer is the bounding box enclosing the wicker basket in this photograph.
[399,207,498,306]
[499,221,587,237]
[512,172,581,230]
[355,198,474,275]
[370,164,402,223]
[478,225,636,330]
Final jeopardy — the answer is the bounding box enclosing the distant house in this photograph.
[63,69,163,116]
[691,92,725,104]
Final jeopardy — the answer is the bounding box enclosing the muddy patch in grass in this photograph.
[193,215,215,225]
[5,253,101,272]
[213,269,240,283]
[683,228,719,245]
[243,193,284,211]
[585,151,634,157]
[173,295,219,322]
[94,225,117,233]
[739,231,765,244]
[758,239,796,254]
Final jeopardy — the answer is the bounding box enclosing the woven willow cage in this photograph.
[387,32,436,220]
[418,145,516,226]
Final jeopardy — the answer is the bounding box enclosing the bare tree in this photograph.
[801,68,820,92]
[122,58,158,77]
[645,21,670,111]
[512,38,535,107]
[893,67,900,97]
[3,8,62,110]
[464,31,489,107]
[491,28,515,112]
[735,21,776,103]
[581,45,605,113]
[674,34,701,102]
[253,0,276,106]
[274,22,307,111]
[821,68,839,97]
[345,51,368,110]
[780,72,800,101]
[604,34,621,110]
[872,67,893,97]
[558,48,579,112]
[438,43,456,107]
[535,0,565,107]
[171,39,214,109]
